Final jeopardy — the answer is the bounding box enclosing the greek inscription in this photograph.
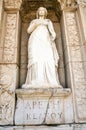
[25,101,44,110]
[51,113,56,119]
[26,113,41,120]
[26,112,62,121]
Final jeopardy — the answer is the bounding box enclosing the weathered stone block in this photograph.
[15,88,73,125]
[0,64,19,125]
[0,64,19,92]
[0,91,15,125]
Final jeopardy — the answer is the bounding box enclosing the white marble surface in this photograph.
[15,88,73,125]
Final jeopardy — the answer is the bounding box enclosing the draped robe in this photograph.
[23,19,61,88]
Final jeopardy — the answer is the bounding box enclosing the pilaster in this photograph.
[0,0,22,125]
[77,0,86,44]
[0,0,4,63]
[60,1,86,123]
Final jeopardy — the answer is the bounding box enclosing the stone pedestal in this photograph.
[15,88,74,125]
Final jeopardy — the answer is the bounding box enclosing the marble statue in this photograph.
[22,7,62,88]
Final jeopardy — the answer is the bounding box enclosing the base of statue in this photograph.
[15,87,74,125]
[22,83,62,89]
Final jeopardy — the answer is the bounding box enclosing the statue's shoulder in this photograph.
[46,19,53,23]
[45,19,51,22]
[30,19,38,24]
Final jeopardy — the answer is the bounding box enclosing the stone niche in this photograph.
[14,0,74,125]
[19,0,66,88]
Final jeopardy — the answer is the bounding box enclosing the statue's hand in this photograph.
[35,21,42,26]
[36,19,49,26]
[51,35,56,41]
[42,21,48,26]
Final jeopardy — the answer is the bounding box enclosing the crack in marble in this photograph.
[42,90,53,124]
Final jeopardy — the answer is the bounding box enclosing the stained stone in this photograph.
[15,88,73,125]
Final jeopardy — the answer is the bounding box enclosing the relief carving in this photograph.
[66,12,80,46]
[0,91,15,124]
[77,0,86,7]
[66,11,86,120]
[58,0,77,9]
[73,62,86,119]
[0,65,18,92]
[4,0,22,10]
[3,14,17,63]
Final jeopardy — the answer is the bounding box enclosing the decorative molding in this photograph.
[0,91,15,125]
[66,12,80,46]
[3,13,17,63]
[77,0,86,7]
[58,0,77,10]
[4,0,22,10]
[0,65,18,92]
[72,62,86,120]
[65,11,86,121]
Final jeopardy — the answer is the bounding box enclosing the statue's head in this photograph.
[36,7,48,19]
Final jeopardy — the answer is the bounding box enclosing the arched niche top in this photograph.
[20,0,62,23]
[3,0,78,22]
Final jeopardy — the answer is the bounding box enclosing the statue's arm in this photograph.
[27,20,36,34]
[48,20,56,41]
[27,20,40,34]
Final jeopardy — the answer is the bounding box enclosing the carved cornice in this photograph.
[58,0,77,10]
[77,0,86,7]
[4,0,22,10]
